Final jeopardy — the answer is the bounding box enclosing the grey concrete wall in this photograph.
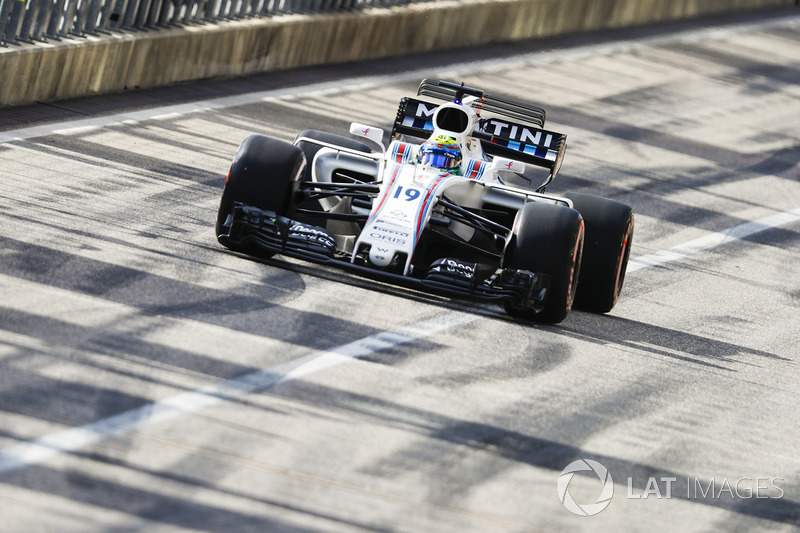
[0,0,795,106]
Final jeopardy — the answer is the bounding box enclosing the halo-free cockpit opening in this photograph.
[434,106,470,134]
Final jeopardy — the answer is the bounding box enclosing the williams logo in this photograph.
[557,459,614,517]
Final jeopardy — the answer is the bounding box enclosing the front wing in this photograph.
[219,203,549,310]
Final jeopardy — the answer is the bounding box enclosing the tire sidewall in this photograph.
[564,192,634,313]
[503,202,584,324]
[216,135,305,238]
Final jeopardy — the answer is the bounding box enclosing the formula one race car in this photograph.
[216,79,633,323]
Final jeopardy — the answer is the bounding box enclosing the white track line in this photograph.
[0,13,798,144]
[0,311,478,475]
[1,205,799,475]
[627,208,800,272]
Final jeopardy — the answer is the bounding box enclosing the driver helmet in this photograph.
[419,135,462,171]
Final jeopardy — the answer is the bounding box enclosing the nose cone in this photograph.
[369,246,393,268]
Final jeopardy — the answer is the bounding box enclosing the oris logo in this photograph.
[369,233,406,245]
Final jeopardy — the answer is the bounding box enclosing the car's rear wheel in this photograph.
[502,201,584,324]
[216,135,305,253]
[564,192,634,313]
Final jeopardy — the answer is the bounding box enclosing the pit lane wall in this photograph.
[0,0,794,106]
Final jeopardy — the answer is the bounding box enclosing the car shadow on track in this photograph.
[244,252,494,314]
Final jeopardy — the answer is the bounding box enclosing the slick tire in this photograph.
[503,202,584,324]
[564,192,634,314]
[216,135,305,253]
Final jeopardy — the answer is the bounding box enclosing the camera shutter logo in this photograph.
[557,459,614,516]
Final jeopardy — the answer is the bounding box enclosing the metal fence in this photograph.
[0,0,436,46]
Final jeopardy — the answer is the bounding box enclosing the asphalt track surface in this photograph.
[1,8,799,532]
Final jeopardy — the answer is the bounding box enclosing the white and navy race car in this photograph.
[216,79,633,323]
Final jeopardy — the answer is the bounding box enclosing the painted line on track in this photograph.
[1,205,799,475]
[0,312,478,475]
[627,208,800,272]
[0,14,798,144]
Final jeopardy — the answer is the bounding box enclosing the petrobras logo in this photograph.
[430,258,475,279]
[557,459,614,517]
[290,222,329,239]
[378,209,412,225]
[288,222,335,248]
[442,258,474,275]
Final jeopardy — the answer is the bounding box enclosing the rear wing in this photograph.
[391,80,567,178]
[416,79,546,127]
[392,97,567,175]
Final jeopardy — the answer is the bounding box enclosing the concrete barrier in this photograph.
[0,0,794,106]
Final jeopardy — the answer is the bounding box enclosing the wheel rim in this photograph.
[566,220,585,311]
[611,218,634,304]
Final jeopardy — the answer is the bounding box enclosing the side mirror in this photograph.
[489,157,525,174]
[350,123,385,152]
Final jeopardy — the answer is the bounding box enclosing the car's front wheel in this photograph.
[502,201,584,324]
[216,135,306,253]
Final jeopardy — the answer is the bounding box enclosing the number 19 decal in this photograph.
[393,186,421,202]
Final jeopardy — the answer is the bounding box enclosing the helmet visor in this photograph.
[421,149,459,169]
